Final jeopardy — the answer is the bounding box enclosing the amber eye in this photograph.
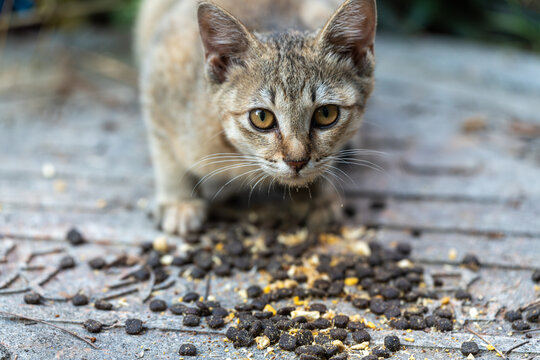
[313,105,340,128]
[249,109,276,130]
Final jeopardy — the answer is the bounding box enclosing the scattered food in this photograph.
[71,294,89,306]
[460,341,479,356]
[149,299,167,312]
[462,254,481,271]
[125,318,144,335]
[23,292,42,305]
[83,319,103,333]
[66,228,85,246]
[384,335,400,352]
[178,343,197,356]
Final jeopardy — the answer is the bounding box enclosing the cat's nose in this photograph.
[284,158,309,173]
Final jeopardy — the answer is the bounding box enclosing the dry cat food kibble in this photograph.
[88,257,106,270]
[23,292,41,305]
[71,293,89,306]
[505,310,522,322]
[125,318,144,335]
[66,228,86,246]
[512,320,531,331]
[183,314,200,327]
[149,299,167,312]
[5,209,527,360]
[94,299,113,311]
[460,341,479,356]
[178,343,197,356]
[83,319,103,333]
[532,269,540,283]
[59,255,76,269]
[384,335,400,352]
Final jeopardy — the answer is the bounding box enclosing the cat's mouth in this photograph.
[265,163,323,187]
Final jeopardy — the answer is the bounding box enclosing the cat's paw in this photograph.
[154,199,207,236]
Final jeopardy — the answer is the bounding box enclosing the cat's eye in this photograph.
[313,105,340,128]
[249,109,276,130]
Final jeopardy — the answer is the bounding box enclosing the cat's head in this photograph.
[198,0,376,186]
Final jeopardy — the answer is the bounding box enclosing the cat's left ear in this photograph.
[198,2,256,83]
[318,0,377,66]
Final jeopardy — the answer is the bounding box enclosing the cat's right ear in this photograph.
[197,2,254,83]
[317,0,377,67]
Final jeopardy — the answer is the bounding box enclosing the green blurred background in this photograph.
[1,0,539,51]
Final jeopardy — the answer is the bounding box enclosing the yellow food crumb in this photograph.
[404,338,415,342]
[319,233,341,245]
[215,243,224,251]
[365,321,376,329]
[344,277,359,286]
[487,345,495,351]
[441,296,450,305]
[293,296,305,306]
[263,304,277,315]
[449,248,458,260]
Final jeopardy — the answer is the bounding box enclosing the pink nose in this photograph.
[284,158,309,173]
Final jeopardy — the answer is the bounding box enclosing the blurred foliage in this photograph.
[378,0,540,51]
[2,0,539,51]
[108,0,540,51]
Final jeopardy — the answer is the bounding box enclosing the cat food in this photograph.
[71,293,89,306]
[83,319,103,333]
[206,315,225,329]
[66,228,85,246]
[88,257,106,270]
[183,314,200,327]
[371,346,391,358]
[532,269,540,283]
[525,307,540,322]
[125,318,144,335]
[94,299,113,311]
[352,330,370,343]
[512,320,531,331]
[460,341,479,356]
[182,292,199,302]
[178,343,197,356]
[59,255,76,269]
[23,292,41,305]
[461,254,481,271]
[149,299,167,312]
[384,335,401,352]
[279,333,297,351]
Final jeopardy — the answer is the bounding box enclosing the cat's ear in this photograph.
[317,0,377,66]
[197,2,255,83]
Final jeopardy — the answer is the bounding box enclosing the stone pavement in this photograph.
[0,29,539,359]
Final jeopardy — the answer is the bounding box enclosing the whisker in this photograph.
[212,168,260,201]
[248,172,267,204]
[323,167,346,193]
[338,148,389,157]
[323,163,355,185]
[320,172,342,200]
[192,163,257,195]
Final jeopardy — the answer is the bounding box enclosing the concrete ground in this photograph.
[0,28,539,359]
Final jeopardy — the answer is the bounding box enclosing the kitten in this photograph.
[136,0,377,235]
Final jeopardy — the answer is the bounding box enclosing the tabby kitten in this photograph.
[136,0,377,235]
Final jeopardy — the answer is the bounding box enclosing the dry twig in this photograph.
[504,340,530,356]
[0,310,100,350]
[466,326,507,359]
[140,267,156,303]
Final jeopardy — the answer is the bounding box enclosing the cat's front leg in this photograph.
[147,129,207,235]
